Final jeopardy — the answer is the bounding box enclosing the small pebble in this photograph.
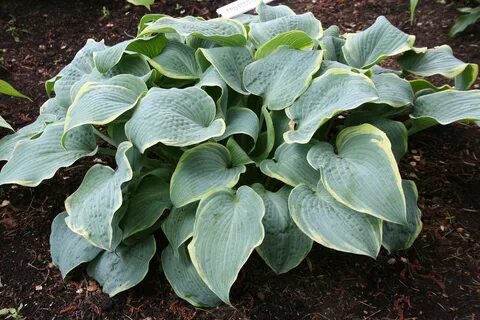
[76,288,84,294]
[0,200,10,207]
[387,258,396,265]
[35,285,43,291]
[400,257,408,263]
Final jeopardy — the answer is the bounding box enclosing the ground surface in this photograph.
[0,0,479,319]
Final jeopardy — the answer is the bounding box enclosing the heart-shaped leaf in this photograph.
[199,46,253,94]
[260,142,319,188]
[371,73,414,108]
[188,186,265,304]
[307,124,406,224]
[170,143,246,207]
[244,48,322,110]
[289,183,382,258]
[256,1,295,22]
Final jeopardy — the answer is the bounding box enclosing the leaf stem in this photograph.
[93,127,117,146]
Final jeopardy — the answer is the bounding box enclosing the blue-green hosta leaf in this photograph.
[260,142,319,188]
[284,68,378,144]
[411,90,480,131]
[64,75,147,132]
[54,39,107,107]
[217,107,259,145]
[256,0,295,21]
[370,119,408,162]
[188,186,265,305]
[94,35,167,73]
[121,175,171,240]
[87,235,156,297]
[140,16,247,46]
[0,114,57,161]
[409,79,452,93]
[0,123,97,187]
[249,13,322,46]
[0,116,13,131]
[371,73,414,108]
[125,87,226,152]
[233,14,259,25]
[342,16,415,68]
[50,212,102,278]
[289,184,382,258]
[196,66,229,116]
[65,142,133,251]
[0,79,31,100]
[244,48,322,110]
[252,184,313,274]
[149,40,201,79]
[398,45,478,90]
[170,143,246,207]
[162,245,222,307]
[199,46,253,94]
[383,180,423,252]
[161,203,197,255]
[307,124,406,224]
[255,30,315,60]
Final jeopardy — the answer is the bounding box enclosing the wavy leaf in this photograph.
[64,75,147,132]
[0,123,97,187]
[65,142,133,251]
[342,16,415,68]
[125,87,225,152]
[371,73,414,108]
[398,45,478,90]
[140,16,247,46]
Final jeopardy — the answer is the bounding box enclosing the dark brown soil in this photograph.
[0,0,479,319]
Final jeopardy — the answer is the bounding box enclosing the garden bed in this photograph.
[0,0,479,319]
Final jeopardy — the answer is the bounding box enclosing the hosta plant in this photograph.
[1,1,479,307]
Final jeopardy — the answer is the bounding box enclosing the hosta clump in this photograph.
[1,1,479,307]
